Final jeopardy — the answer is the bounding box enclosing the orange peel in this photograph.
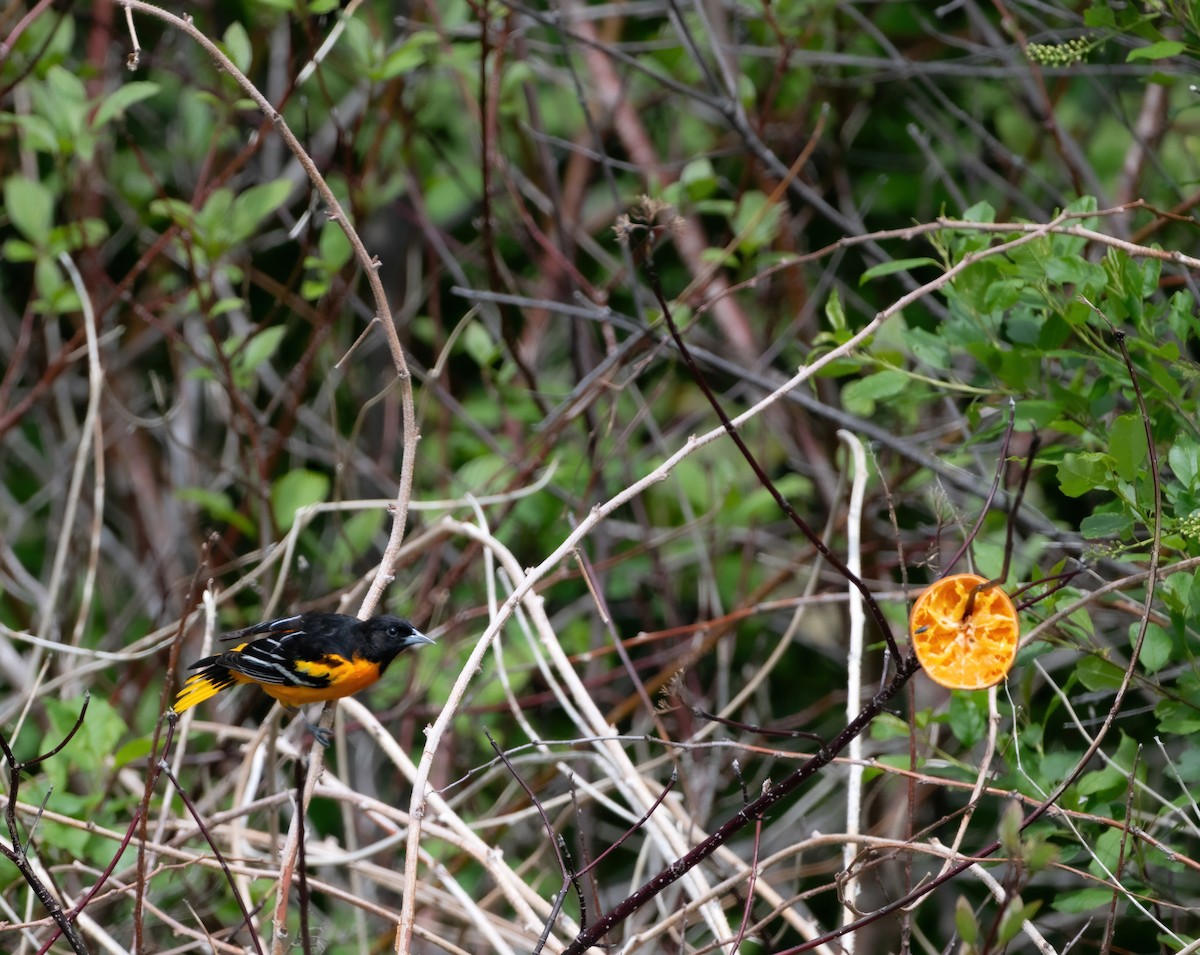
[910,573,1019,690]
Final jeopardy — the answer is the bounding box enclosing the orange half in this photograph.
[910,573,1019,690]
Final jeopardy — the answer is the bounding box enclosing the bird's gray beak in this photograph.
[405,630,436,649]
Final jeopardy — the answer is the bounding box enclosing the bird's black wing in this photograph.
[218,614,307,643]
[216,618,336,689]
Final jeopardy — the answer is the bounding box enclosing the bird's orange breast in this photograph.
[251,654,384,707]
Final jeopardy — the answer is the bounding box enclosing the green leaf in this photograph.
[1177,746,1200,783]
[731,474,811,524]
[114,737,154,768]
[1156,698,1200,734]
[302,218,354,295]
[210,297,244,318]
[998,899,1041,945]
[1013,400,1060,430]
[871,754,925,782]
[985,279,1025,313]
[4,114,59,154]
[45,64,87,109]
[1056,451,1112,497]
[1088,828,1124,876]
[1062,194,1098,219]
[679,157,718,200]
[339,16,379,72]
[700,247,737,266]
[961,200,996,223]
[906,326,950,369]
[1077,736,1137,797]
[1076,655,1124,692]
[44,696,126,773]
[1188,568,1200,621]
[1108,413,1148,482]
[301,276,330,301]
[1132,622,1171,674]
[41,66,89,155]
[1111,732,1140,772]
[998,800,1023,857]
[327,508,385,572]
[1168,436,1200,489]
[92,81,160,130]
[859,257,939,285]
[1160,570,1193,615]
[955,897,978,945]
[377,31,440,80]
[1076,764,1121,797]
[1026,840,1059,874]
[34,256,67,307]
[175,487,256,536]
[5,176,54,244]
[1082,6,1115,29]
[236,326,286,377]
[229,179,294,242]
[8,7,74,62]
[48,218,109,253]
[1044,256,1107,295]
[191,184,232,255]
[2,238,38,261]
[271,469,330,531]
[461,320,499,366]
[1127,40,1185,62]
[317,220,353,269]
[427,167,477,221]
[1051,888,1116,913]
[1137,254,1162,301]
[695,199,735,218]
[948,691,987,748]
[841,369,910,416]
[731,190,784,255]
[869,712,911,741]
[1079,511,1130,539]
[149,197,197,229]
[222,22,253,74]
[40,808,98,857]
[824,288,847,334]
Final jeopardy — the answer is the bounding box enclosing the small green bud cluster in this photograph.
[1026,37,1090,66]
[1179,511,1200,540]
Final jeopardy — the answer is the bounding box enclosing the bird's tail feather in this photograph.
[174,665,236,713]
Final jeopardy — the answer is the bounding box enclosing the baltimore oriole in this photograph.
[174,613,434,713]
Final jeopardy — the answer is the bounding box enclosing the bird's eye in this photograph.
[388,624,400,637]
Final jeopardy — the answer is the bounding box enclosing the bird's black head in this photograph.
[362,614,435,668]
